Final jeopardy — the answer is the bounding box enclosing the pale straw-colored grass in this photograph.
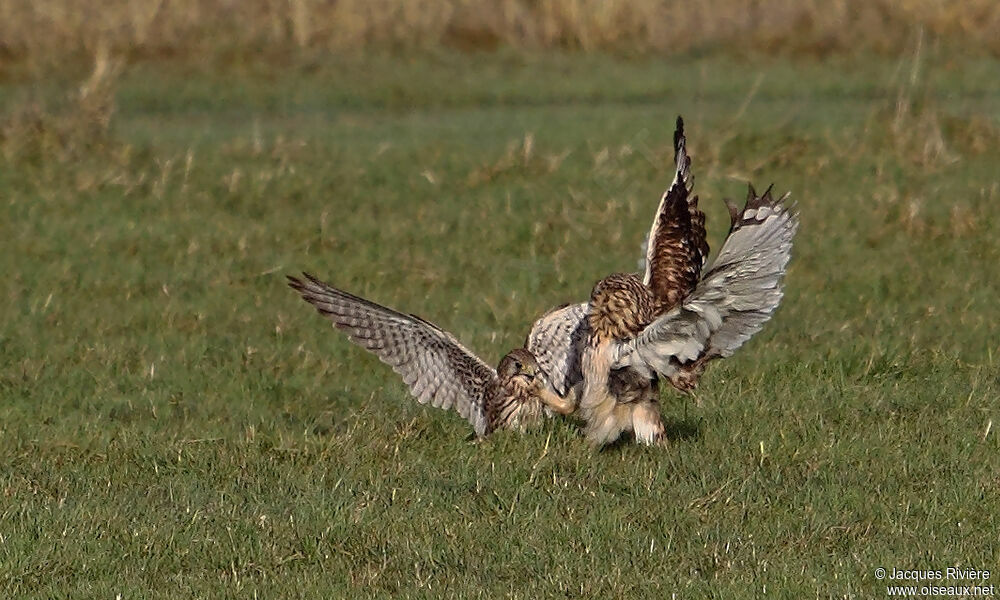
[1,0,998,65]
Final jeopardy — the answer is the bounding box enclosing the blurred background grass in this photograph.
[3,0,1000,70]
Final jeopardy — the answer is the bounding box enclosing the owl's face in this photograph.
[497,348,541,387]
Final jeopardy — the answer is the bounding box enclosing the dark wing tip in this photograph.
[288,271,322,290]
[745,183,788,209]
[723,198,741,229]
[736,183,794,228]
[673,115,685,156]
[761,183,775,203]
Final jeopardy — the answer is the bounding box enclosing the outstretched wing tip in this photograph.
[643,114,707,301]
[287,271,498,433]
[630,178,799,375]
[287,271,319,288]
[742,182,797,214]
[723,197,741,229]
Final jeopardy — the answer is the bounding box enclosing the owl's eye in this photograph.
[513,360,523,371]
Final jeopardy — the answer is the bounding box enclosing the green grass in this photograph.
[2,50,999,598]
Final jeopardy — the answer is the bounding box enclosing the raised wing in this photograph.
[641,116,710,309]
[525,302,588,396]
[288,272,497,436]
[620,184,798,375]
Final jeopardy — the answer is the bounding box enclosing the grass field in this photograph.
[2,47,999,597]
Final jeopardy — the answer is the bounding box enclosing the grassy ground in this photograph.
[2,49,999,597]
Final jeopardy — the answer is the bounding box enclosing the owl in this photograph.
[529,118,799,445]
[288,273,573,437]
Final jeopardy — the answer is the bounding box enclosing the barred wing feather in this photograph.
[640,116,709,308]
[525,302,588,396]
[288,273,497,436]
[619,185,798,375]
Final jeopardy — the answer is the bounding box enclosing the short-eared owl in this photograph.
[288,273,572,437]
[574,117,799,445]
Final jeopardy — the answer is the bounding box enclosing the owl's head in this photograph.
[497,348,541,385]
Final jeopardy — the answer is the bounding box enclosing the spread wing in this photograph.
[641,116,709,309]
[525,302,588,396]
[288,272,497,436]
[618,184,798,375]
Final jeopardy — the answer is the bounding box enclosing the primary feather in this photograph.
[525,302,588,397]
[575,118,799,445]
[617,184,799,377]
[642,115,709,309]
[288,273,497,435]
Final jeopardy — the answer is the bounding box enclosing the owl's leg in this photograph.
[583,401,633,446]
[631,401,665,445]
[630,379,665,445]
[580,343,631,445]
[537,386,576,416]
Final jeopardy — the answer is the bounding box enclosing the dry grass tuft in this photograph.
[863,29,1000,171]
[1,43,123,165]
[1,0,999,65]
[466,133,569,187]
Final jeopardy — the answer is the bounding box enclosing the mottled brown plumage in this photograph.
[518,119,713,445]
[665,355,709,393]
[486,347,549,434]
[586,273,656,343]
[288,273,559,437]
[575,117,712,445]
[578,118,799,446]
[521,300,657,424]
[644,116,709,311]
[579,272,665,445]
[612,183,799,406]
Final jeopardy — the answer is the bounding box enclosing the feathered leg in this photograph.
[630,383,665,446]
[537,386,576,416]
[579,343,633,445]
